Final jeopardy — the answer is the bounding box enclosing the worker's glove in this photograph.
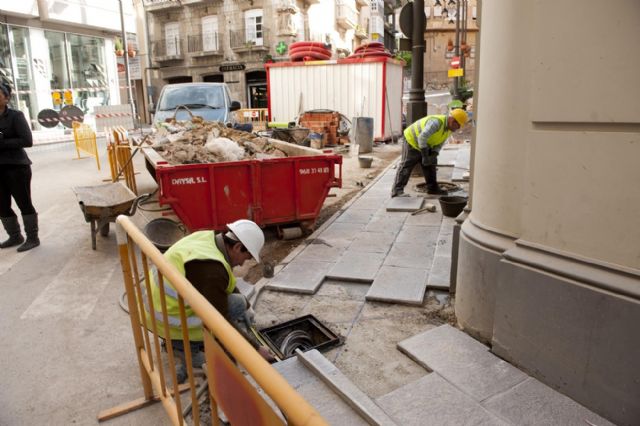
[243,307,256,326]
[421,148,438,167]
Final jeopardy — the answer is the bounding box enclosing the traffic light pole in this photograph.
[406,0,426,124]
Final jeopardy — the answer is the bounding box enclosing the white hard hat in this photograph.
[226,219,264,263]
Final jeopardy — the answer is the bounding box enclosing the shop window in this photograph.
[68,34,108,113]
[9,26,38,129]
[45,31,70,92]
[0,25,13,88]
[245,9,263,46]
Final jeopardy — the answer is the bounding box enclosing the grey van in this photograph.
[152,82,241,125]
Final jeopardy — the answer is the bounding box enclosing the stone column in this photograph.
[455,1,640,424]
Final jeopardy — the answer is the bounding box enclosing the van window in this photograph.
[158,85,226,110]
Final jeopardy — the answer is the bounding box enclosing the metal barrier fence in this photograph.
[101,215,327,425]
[107,127,138,195]
[72,121,100,170]
[236,108,269,131]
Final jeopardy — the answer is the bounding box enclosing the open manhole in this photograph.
[259,315,343,360]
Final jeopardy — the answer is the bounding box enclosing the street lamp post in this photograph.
[407,0,427,124]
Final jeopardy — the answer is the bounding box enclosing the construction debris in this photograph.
[141,121,289,165]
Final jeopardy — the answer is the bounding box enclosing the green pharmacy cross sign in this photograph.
[276,41,288,55]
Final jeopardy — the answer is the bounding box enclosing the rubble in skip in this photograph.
[141,120,289,165]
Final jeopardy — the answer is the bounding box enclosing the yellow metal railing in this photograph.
[107,127,138,195]
[236,108,269,131]
[72,121,100,170]
[101,215,327,426]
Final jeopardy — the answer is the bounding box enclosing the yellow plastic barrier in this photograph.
[72,121,100,170]
[101,215,327,426]
[236,108,269,131]
[106,127,138,195]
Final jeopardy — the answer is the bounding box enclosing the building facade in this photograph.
[0,0,139,132]
[394,0,478,90]
[455,1,640,425]
[140,0,377,119]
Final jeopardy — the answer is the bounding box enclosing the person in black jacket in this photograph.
[0,82,39,251]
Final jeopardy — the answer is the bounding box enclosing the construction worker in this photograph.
[144,219,274,380]
[391,108,468,197]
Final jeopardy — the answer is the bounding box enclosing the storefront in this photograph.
[0,23,123,131]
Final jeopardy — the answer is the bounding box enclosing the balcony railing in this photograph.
[143,0,182,12]
[229,28,270,52]
[336,2,358,29]
[151,37,185,61]
[188,33,223,56]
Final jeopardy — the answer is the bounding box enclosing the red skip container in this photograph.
[143,142,342,232]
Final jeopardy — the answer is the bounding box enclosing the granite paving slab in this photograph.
[427,255,451,290]
[298,350,398,426]
[482,377,616,426]
[398,325,528,401]
[404,210,443,227]
[376,373,509,426]
[319,222,366,241]
[327,251,386,282]
[295,240,348,262]
[334,209,377,224]
[350,196,389,210]
[395,226,440,244]
[437,148,458,166]
[366,266,429,305]
[386,196,424,212]
[266,260,333,294]
[272,357,370,425]
[235,278,255,300]
[383,242,436,269]
[348,231,397,254]
[434,230,453,257]
[365,214,407,235]
[452,145,471,181]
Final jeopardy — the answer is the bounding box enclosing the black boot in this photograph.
[17,213,39,252]
[0,216,24,248]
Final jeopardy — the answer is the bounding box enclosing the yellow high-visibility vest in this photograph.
[404,115,451,151]
[144,231,236,342]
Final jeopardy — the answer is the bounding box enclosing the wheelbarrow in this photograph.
[72,182,139,250]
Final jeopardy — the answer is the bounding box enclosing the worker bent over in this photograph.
[143,219,274,381]
[391,108,468,197]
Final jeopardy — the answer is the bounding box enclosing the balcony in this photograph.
[151,38,185,63]
[143,0,182,12]
[336,2,358,30]
[229,28,270,53]
[188,33,223,57]
[354,24,368,39]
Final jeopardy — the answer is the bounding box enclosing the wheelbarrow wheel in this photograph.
[100,223,110,237]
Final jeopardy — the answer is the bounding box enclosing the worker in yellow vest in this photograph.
[144,219,274,380]
[391,109,468,197]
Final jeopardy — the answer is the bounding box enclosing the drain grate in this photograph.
[259,314,343,360]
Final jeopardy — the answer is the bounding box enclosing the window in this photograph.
[9,26,38,127]
[0,25,13,88]
[68,34,108,113]
[245,9,263,46]
[45,31,69,91]
[165,22,180,56]
[201,15,219,52]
